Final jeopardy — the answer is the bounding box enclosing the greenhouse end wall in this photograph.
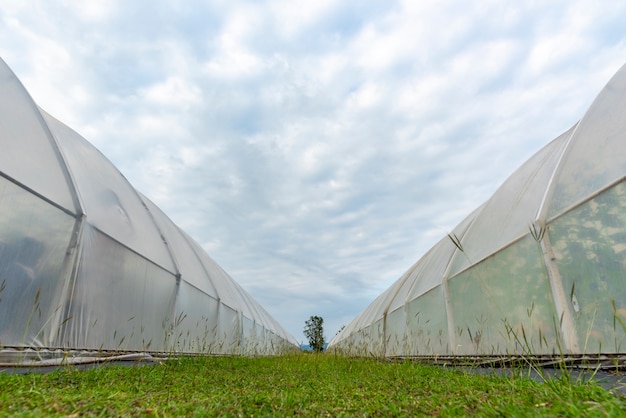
[0,58,298,364]
[329,62,626,359]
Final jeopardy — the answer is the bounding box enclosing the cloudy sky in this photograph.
[1,1,626,343]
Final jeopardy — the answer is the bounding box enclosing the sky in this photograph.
[1,1,626,344]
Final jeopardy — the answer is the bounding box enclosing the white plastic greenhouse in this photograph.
[0,58,298,365]
[329,62,626,361]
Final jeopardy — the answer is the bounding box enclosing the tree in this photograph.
[303,315,325,352]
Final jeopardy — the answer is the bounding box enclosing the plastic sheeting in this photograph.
[0,58,298,364]
[330,62,626,358]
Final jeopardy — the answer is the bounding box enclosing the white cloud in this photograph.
[140,77,202,109]
[268,0,337,39]
[61,0,121,21]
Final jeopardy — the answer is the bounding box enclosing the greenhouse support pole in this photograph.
[381,311,387,357]
[49,214,85,346]
[442,275,456,355]
[239,311,244,355]
[540,232,579,353]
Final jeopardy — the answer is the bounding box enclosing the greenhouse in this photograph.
[0,58,298,365]
[329,62,626,361]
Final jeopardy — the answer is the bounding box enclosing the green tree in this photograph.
[304,315,325,352]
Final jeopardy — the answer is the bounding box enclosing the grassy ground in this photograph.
[0,353,625,416]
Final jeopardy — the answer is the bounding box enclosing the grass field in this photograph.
[1,353,625,416]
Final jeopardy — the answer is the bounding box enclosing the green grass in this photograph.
[0,354,624,416]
